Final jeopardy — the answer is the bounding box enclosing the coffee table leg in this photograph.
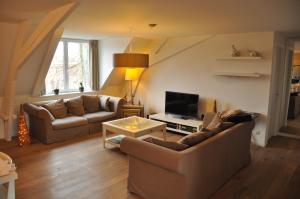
[162,128,167,141]
[103,127,106,148]
[7,180,15,199]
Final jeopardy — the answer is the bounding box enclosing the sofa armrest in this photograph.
[23,103,54,122]
[108,96,125,118]
[120,137,185,174]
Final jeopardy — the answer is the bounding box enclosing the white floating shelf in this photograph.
[214,72,262,77]
[216,56,263,60]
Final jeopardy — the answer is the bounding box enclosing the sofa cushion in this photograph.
[52,116,88,130]
[43,99,67,119]
[220,109,253,123]
[144,137,189,151]
[204,112,224,133]
[99,96,110,111]
[220,109,242,119]
[83,111,116,123]
[225,113,253,123]
[83,95,100,113]
[66,96,85,116]
[178,131,212,147]
[203,112,236,133]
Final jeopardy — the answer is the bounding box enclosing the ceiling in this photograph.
[1,0,300,39]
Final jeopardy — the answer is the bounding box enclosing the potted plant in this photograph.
[53,88,59,95]
[79,82,84,92]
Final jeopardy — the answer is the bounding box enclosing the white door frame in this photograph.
[267,37,300,141]
[278,46,294,127]
[266,44,286,140]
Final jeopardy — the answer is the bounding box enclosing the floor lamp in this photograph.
[125,68,138,104]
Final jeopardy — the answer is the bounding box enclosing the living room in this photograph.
[1,1,300,199]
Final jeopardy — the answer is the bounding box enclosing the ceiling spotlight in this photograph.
[148,24,157,28]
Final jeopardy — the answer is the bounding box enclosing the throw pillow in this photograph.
[226,113,253,123]
[178,131,210,147]
[203,112,224,133]
[220,109,252,123]
[220,109,242,120]
[66,96,85,116]
[83,95,100,113]
[42,99,67,119]
[100,96,110,111]
[144,137,189,151]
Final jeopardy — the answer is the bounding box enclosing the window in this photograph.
[45,39,91,94]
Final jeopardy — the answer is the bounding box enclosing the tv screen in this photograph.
[165,91,199,118]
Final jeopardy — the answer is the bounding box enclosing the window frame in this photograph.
[46,38,91,94]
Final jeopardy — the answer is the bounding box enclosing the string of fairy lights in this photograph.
[17,105,31,147]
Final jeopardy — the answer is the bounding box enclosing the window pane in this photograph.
[67,42,90,90]
[45,41,64,93]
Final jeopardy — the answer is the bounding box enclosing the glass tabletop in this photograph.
[106,116,164,132]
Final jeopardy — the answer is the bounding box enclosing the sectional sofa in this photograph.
[121,112,255,199]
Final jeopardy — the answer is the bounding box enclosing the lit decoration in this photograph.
[17,105,31,146]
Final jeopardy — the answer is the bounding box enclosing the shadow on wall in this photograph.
[199,98,216,116]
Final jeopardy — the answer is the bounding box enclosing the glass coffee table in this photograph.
[102,116,167,148]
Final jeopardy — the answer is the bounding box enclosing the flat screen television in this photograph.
[165,91,199,118]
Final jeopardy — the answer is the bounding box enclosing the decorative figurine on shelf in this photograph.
[53,88,59,95]
[79,82,84,92]
[248,50,259,57]
[17,105,31,147]
[231,44,240,57]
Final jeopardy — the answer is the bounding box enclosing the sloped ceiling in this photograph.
[16,35,52,95]
[1,0,300,39]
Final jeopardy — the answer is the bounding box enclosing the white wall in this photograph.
[16,35,52,95]
[99,37,131,87]
[135,32,274,146]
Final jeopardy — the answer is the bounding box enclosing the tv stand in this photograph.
[172,115,191,120]
[149,113,203,134]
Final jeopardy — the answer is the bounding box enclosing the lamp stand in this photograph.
[130,80,134,105]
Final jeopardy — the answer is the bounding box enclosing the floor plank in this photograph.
[1,134,300,199]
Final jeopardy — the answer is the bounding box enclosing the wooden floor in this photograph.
[281,114,300,136]
[1,133,300,199]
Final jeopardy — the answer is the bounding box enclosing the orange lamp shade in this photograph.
[125,68,138,80]
[113,53,149,68]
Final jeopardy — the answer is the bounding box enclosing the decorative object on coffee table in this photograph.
[102,116,166,148]
[121,104,144,117]
[17,105,30,147]
[79,82,84,92]
[53,88,59,95]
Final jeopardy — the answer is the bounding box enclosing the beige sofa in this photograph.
[24,95,125,144]
[120,113,255,199]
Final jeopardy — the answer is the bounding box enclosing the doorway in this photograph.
[279,41,300,138]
